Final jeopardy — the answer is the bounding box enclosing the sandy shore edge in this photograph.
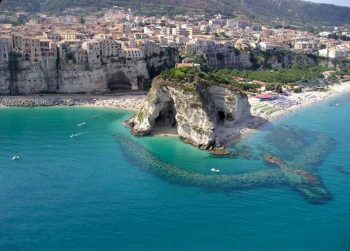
[229,81,350,143]
[0,94,146,112]
[1,82,350,144]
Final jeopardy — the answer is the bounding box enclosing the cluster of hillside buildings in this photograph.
[0,6,349,69]
[0,22,153,68]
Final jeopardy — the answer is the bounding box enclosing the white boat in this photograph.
[77,122,87,127]
[70,132,87,138]
[12,155,20,160]
[211,168,220,173]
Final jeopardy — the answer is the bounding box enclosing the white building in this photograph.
[43,31,61,42]
[82,40,101,65]
[259,42,274,51]
[328,46,350,59]
[95,34,121,59]
[319,46,350,59]
[294,38,317,51]
[121,48,144,59]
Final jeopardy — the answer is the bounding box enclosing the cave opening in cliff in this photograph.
[108,71,132,90]
[217,111,226,125]
[154,100,178,135]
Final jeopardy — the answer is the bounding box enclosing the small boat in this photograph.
[77,122,87,127]
[211,168,220,173]
[12,155,20,160]
[335,103,340,107]
[70,132,87,138]
[70,133,78,138]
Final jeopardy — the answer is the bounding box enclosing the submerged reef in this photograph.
[116,124,334,204]
[265,155,332,204]
[116,134,287,189]
[262,126,335,203]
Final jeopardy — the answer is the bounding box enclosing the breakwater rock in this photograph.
[117,131,332,204]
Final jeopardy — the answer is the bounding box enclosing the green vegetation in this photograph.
[137,110,145,123]
[182,54,209,72]
[224,64,331,84]
[265,83,283,93]
[336,69,350,76]
[160,64,332,93]
[161,67,258,92]
[161,67,203,83]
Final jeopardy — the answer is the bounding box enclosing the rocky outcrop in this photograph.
[251,50,350,70]
[127,77,251,149]
[146,47,180,78]
[205,51,253,69]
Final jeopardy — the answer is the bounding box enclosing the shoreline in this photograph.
[223,81,350,144]
[251,81,350,122]
[1,81,350,145]
[0,93,146,112]
[125,81,350,143]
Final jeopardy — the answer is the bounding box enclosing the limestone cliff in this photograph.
[127,77,251,149]
[250,50,350,70]
[0,46,180,95]
[0,57,150,95]
[146,47,180,78]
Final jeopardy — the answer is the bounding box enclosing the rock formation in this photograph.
[0,47,179,95]
[0,57,149,95]
[127,76,251,149]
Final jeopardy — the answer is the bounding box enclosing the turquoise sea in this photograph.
[0,94,350,250]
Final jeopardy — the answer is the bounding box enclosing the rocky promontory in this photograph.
[127,68,252,149]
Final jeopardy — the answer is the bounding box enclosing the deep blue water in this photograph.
[0,94,349,251]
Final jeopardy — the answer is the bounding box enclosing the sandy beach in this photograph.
[249,81,350,122]
[1,81,350,144]
[0,93,146,112]
[218,81,350,144]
